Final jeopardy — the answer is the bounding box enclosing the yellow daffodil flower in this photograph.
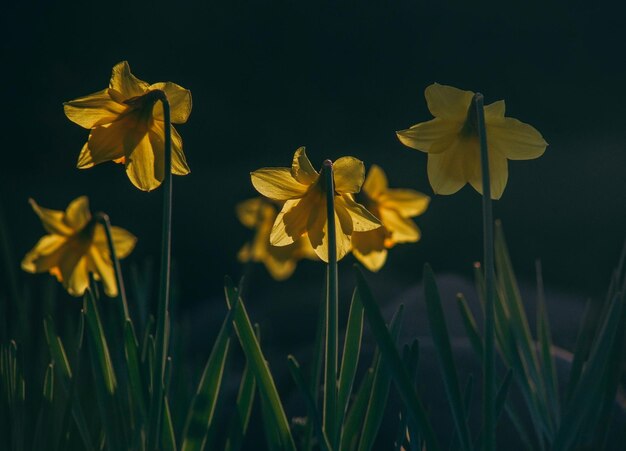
[21,196,137,297]
[236,198,318,280]
[352,165,430,271]
[396,83,548,199]
[64,61,192,192]
[250,147,381,262]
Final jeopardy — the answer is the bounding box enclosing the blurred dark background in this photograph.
[2,1,625,316]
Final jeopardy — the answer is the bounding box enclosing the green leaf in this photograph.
[124,319,147,424]
[162,396,177,451]
[43,362,54,402]
[341,368,375,451]
[423,264,472,451]
[224,360,256,451]
[358,304,404,451]
[84,290,117,394]
[287,355,332,451]
[355,266,441,451]
[455,294,483,359]
[43,316,72,380]
[181,304,234,451]
[337,288,364,424]
[224,277,296,451]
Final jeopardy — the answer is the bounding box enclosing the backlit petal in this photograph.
[236,198,267,228]
[149,82,192,124]
[351,229,388,272]
[426,138,470,195]
[64,89,126,129]
[362,164,387,199]
[337,195,381,232]
[109,61,149,100]
[379,208,420,243]
[125,133,163,191]
[484,100,506,122]
[333,157,365,194]
[308,201,351,262]
[396,118,461,154]
[21,235,66,273]
[291,147,318,185]
[80,117,146,168]
[87,247,117,297]
[424,83,474,120]
[488,117,548,161]
[64,196,91,231]
[467,150,509,200]
[29,199,74,236]
[379,189,430,217]
[63,256,90,297]
[170,126,191,175]
[271,198,309,246]
[251,168,309,200]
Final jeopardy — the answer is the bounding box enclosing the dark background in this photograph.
[2,1,626,313]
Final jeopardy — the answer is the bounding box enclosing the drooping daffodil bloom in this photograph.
[351,164,430,271]
[396,83,548,199]
[236,198,318,280]
[250,147,381,262]
[21,196,137,297]
[64,61,192,191]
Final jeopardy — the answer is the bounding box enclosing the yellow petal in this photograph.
[109,61,149,100]
[125,133,163,191]
[236,198,268,228]
[484,100,506,122]
[379,208,420,243]
[149,82,192,124]
[396,118,461,154]
[425,83,474,120]
[78,117,146,169]
[351,229,388,272]
[64,89,126,129]
[488,117,548,161]
[333,157,365,194]
[87,246,117,297]
[427,138,472,195]
[263,253,297,281]
[337,195,381,232]
[467,150,509,200]
[251,168,308,200]
[308,200,351,262]
[270,198,310,246]
[291,147,318,185]
[170,126,191,175]
[362,164,388,199]
[106,226,137,259]
[379,189,430,217]
[21,235,67,273]
[63,256,90,297]
[29,199,74,236]
[64,196,92,231]
[148,122,190,176]
[237,243,252,262]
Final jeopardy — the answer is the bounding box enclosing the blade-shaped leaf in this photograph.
[338,288,364,424]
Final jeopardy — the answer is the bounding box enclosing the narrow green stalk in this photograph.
[322,159,339,446]
[148,91,173,451]
[95,213,131,321]
[474,92,496,451]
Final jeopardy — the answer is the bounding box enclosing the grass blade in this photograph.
[341,367,375,451]
[181,305,234,451]
[355,266,441,451]
[423,264,472,451]
[224,277,296,451]
[287,355,331,451]
[43,317,72,380]
[84,290,117,394]
[224,359,256,451]
[456,294,483,359]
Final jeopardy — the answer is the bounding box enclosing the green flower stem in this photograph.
[95,213,130,322]
[474,92,496,451]
[148,91,173,451]
[322,159,339,446]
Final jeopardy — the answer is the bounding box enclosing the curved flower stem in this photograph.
[322,160,339,446]
[148,91,172,450]
[474,92,496,451]
[95,213,130,322]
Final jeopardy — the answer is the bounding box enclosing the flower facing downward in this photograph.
[250,147,381,262]
[21,196,137,297]
[236,198,318,280]
[351,165,430,271]
[64,61,192,191]
[396,83,548,199]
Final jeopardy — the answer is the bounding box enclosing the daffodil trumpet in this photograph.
[474,92,496,451]
[322,159,339,445]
